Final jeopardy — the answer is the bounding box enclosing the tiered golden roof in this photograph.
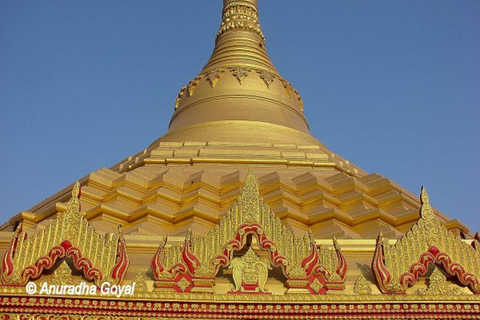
[0,1,478,318]
[0,0,467,239]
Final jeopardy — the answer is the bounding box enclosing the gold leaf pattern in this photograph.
[229,66,251,84]
[256,69,275,88]
[353,275,372,295]
[50,261,74,286]
[177,277,191,292]
[416,268,463,296]
[1,182,127,286]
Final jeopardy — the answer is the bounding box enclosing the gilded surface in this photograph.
[256,69,275,88]
[229,248,270,293]
[205,69,224,88]
[176,277,191,292]
[353,274,373,295]
[416,268,463,296]
[132,271,149,296]
[152,171,346,293]
[1,0,479,318]
[372,188,480,294]
[175,66,303,108]
[50,261,74,286]
[229,66,251,84]
[1,182,129,286]
[1,297,480,320]
[215,1,265,44]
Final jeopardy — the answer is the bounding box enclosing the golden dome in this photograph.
[164,0,313,145]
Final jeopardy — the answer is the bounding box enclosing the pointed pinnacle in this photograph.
[162,235,168,246]
[72,181,81,199]
[420,186,429,205]
[378,231,384,240]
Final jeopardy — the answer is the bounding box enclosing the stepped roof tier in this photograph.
[0,1,478,319]
[0,0,469,239]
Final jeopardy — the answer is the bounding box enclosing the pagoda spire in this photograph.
[202,0,277,73]
[163,0,320,145]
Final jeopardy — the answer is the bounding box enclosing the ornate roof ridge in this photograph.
[152,171,347,294]
[372,187,480,294]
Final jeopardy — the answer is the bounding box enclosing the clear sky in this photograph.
[1,1,479,233]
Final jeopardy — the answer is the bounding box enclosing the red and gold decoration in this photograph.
[152,171,347,294]
[1,0,479,318]
[1,182,129,287]
[1,297,480,320]
[372,187,480,294]
[0,180,479,319]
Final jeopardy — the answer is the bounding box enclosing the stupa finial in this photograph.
[163,0,317,145]
[217,0,263,42]
[224,0,258,6]
[208,0,270,71]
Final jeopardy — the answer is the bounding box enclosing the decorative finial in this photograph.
[241,170,260,222]
[117,224,126,242]
[217,0,265,44]
[353,274,373,295]
[185,227,193,243]
[419,187,435,221]
[332,236,339,249]
[421,186,429,205]
[308,230,316,245]
[161,235,168,247]
[223,0,258,9]
[66,181,81,214]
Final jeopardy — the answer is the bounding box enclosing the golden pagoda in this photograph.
[1,0,479,319]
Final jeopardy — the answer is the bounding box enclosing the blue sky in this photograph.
[1,1,479,233]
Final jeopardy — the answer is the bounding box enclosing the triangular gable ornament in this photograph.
[152,170,347,294]
[1,182,129,287]
[372,187,480,294]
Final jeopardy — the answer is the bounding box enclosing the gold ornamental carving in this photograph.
[152,170,347,294]
[50,261,74,287]
[416,268,463,296]
[132,271,149,296]
[229,248,271,294]
[205,69,225,88]
[1,182,129,287]
[372,187,480,294]
[174,66,304,110]
[239,170,261,222]
[177,277,191,292]
[229,66,251,84]
[216,1,266,44]
[353,274,373,295]
[256,69,275,88]
[309,279,323,294]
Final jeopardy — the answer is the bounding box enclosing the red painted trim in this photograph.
[0,296,479,319]
[373,238,480,294]
[153,223,346,294]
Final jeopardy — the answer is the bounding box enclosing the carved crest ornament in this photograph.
[152,171,347,294]
[372,187,480,294]
[1,182,129,287]
[1,174,480,320]
[229,247,271,294]
[1,173,479,305]
[174,66,303,111]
